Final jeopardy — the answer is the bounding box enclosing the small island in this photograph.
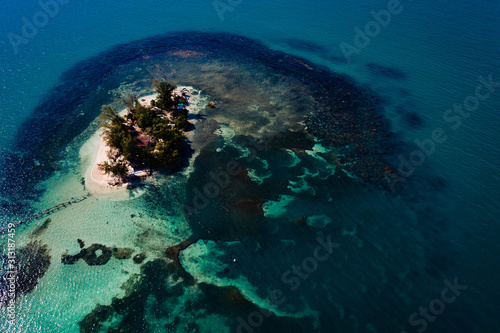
[92,80,194,189]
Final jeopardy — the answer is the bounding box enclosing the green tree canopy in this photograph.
[98,151,129,178]
[136,108,157,130]
[152,123,184,147]
[175,115,189,131]
[98,160,128,178]
[153,79,177,110]
[122,95,138,112]
[100,105,128,153]
[154,141,180,168]
[99,105,123,128]
[97,81,188,176]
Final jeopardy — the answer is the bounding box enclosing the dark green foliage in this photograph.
[136,108,156,130]
[123,96,156,130]
[98,159,128,178]
[175,108,188,118]
[175,115,189,130]
[102,121,127,152]
[120,134,137,160]
[152,122,182,144]
[100,105,130,156]
[99,80,189,177]
[99,105,124,127]
[173,94,187,105]
[153,79,177,110]
[152,122,185,168]
[98,80,189,176]
[154,141,180,168]
[122,94,139,112]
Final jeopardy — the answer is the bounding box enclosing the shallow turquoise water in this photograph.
[0,0,499,332]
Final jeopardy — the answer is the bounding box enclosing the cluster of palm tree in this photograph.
[97,80,188,178]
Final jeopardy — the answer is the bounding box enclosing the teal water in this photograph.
[1,0,499,332]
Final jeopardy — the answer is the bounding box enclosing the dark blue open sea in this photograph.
[1,0,499,332]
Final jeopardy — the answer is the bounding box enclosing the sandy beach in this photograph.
[82,130,128,198]
[87,130,126,191]
[83,94,156,197]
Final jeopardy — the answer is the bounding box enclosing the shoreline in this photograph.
[83,94,157,197]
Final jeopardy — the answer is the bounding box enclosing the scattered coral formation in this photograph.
[61,241,134,266]
[0,241,51,302]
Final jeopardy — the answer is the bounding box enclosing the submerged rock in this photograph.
[165,240,195,265]
[113,247,134,259]
[62,241,132,266]
[30,218,52,237]
[133,252,146,264]
[83,244,113,266]
[77,238,85,248]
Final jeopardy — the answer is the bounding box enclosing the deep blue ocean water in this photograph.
[0,0,499,332]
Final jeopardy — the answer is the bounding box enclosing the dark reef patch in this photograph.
[0,198,31,218]
[184,142,269,242]
[79,259,315,333]
[403,110,424,128]
[304,82,400,185]
[282,38,343,63]
[113,247,134,259]
[77,238,85,248]
[132,252,147,264]
[165,240,195,266]
[61,241,133,266]
[267,130,316,151]
[233,198,265,215]
[284,38,329,55]
[367,62,407,79]
[30,218,52,237]
[0,241,51,302]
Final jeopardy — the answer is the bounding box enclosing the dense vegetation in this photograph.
[98,80,189,178]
